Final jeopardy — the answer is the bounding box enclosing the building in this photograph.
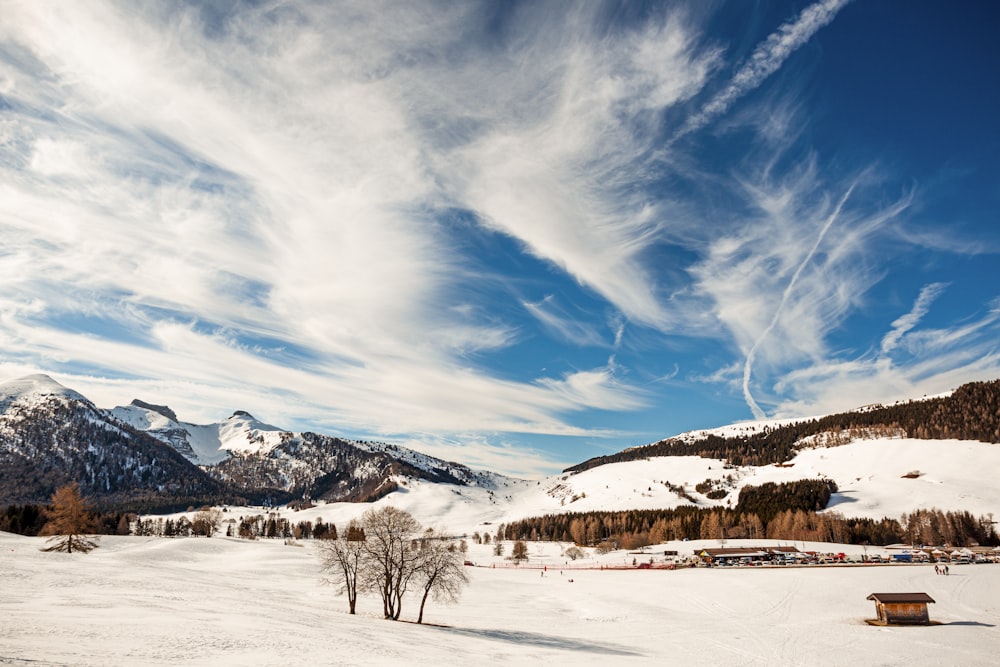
[866,593,935,625]
[697,546,799,565]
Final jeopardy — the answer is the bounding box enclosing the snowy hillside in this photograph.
[510,437,1000,524]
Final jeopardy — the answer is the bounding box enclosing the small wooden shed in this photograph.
[866,592,935,625]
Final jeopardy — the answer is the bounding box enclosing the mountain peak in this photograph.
[129,399,178,423]
[0,374,90,407]
[230,410,256,420]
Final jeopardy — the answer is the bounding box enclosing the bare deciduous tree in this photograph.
[318,519,366,614]
[191,508,222,537]
[39,483,99,554]
[415,529,469,624]
[317,508,470,621]
[360,506,422,620]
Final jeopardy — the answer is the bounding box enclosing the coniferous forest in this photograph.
[499,505,999,549]
[496,479,998,548]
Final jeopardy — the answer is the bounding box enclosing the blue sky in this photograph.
[1,0,999,477]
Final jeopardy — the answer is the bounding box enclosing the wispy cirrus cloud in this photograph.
[442,5,720,331]
[686,153,914,413]
[880,283,949,355]
[0,0,668,466]
[1,0,997,477]
[771,310,1000,419]
[738,181,857,419]
[523,295,610,349]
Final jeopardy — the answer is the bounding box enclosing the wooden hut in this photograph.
[866,593,935,625]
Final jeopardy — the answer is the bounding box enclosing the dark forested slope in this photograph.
[567,379,1000,473]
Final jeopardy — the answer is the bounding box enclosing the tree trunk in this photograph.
[417,587,431,624]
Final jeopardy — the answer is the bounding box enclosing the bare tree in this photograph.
[361,506,422,620]
[191,508,222,537]
[511,540,528,562]
[317,508,471,622]
[415,530,469,624]
[39,483,99,554]
[318,519,366,614]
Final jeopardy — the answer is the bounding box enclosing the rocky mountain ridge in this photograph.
[0,375,505,511]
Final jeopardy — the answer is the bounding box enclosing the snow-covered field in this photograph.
[3,531,999,666]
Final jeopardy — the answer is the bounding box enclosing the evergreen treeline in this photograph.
[131,512,338,540]
[900,508,999,548]
[499,478,999,549]
[500,507,998,548]
[735,479,837,523]
[566,379,1000,472]
[0,503,134,537]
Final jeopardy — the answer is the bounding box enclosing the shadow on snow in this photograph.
[434,627,642,656]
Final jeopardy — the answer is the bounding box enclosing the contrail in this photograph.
[678,0,852,139]
[879,282,948,356]
[742,184,855,419]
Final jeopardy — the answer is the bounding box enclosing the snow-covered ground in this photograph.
[2,532,998,665]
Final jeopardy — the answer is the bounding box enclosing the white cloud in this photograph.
[769,297,1000,418]
[443,6,718,330]
[739,182,857,418]
[1,1,670,455]
[0,0,996,476]
[688,153,912,417]
[523,295,608,348]
[880,283,949,355]
[396,434,570,480]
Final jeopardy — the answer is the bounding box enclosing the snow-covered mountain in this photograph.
[258,380,1000,533]
[0,374,509,509]
[0,373,91,409]
[2,373,999,528]
[109,402,288,465]
[110,394,508,500]
[0,375,226,508]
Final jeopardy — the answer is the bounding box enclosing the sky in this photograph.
[1,0,999,478]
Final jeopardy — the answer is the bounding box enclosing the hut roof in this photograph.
[866,593,935,604]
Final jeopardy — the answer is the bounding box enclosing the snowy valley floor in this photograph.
[2,532,999,666]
